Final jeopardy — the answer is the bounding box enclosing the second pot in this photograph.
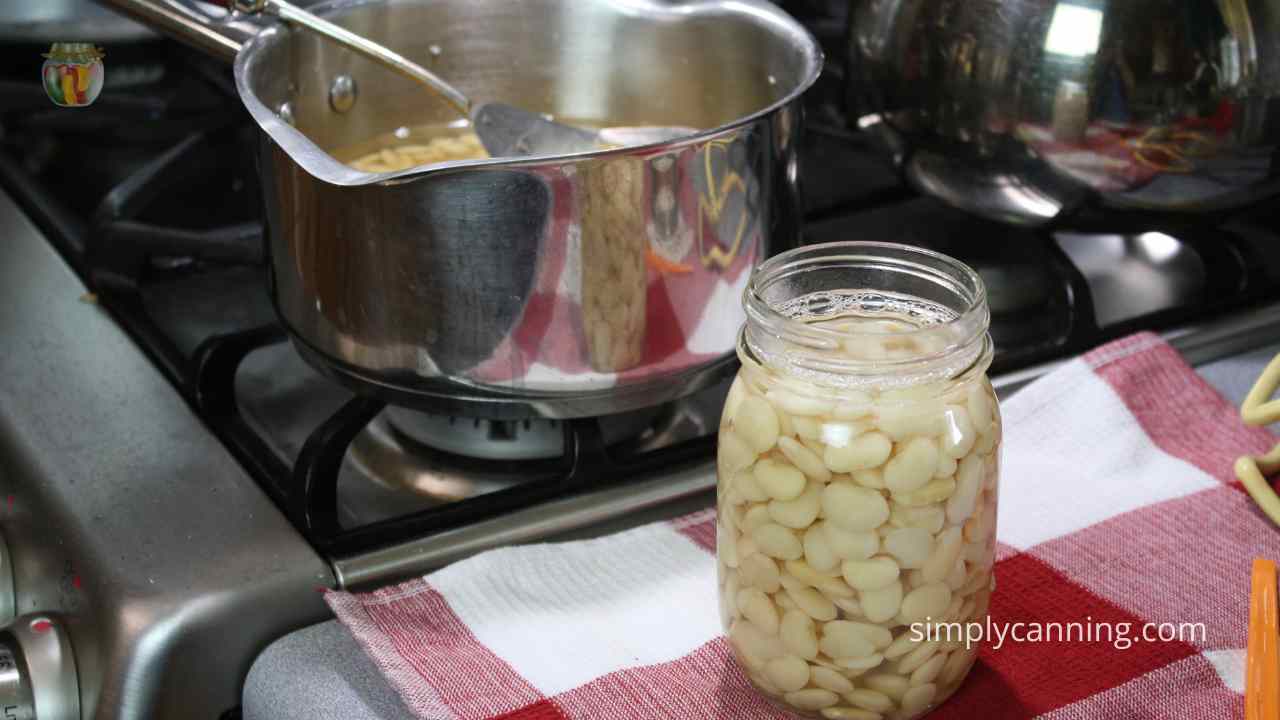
[848,0,1280,228]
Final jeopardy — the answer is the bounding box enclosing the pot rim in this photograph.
[232,0,823,187]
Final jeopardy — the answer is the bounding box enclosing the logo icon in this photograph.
[42,43,105,108]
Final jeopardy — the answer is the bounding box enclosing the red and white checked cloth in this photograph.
[326,332,1280,719]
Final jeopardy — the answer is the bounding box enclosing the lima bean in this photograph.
[735,396,780,453]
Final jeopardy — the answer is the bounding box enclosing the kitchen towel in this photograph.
[325,332,1280,719]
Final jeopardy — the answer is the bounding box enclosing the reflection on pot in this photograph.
[849,0,1280,226]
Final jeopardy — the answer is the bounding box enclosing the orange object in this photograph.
[645,247,693,275]
[1246,557,1279,720]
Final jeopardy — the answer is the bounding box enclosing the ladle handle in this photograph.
[235,0,472,116]
[95,0,257,63]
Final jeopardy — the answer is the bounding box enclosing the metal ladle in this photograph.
[230,0,689,157]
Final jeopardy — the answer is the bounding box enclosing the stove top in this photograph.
[6,21,1280,581]
[6,8,1280,718]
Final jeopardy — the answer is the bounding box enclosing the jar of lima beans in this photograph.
[717,242,1000,720]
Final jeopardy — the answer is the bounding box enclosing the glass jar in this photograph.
[716,242,1000,719]
[41,43,105,108]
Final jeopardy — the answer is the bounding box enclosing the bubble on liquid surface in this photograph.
[754,290,981,390]
[776,291,959,330]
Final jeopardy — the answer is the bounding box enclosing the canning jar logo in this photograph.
[42,43,105,108]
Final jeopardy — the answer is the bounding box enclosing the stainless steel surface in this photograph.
[468,106,697,158]
[350,416,547,499]
[332,458,717,588]
[0,0,154,43]
[96,0,257,62]
[328,73,356,114]
[0,636,34,720]
[0,535,13,626]
[0,616,78,720]
[1056,231,1207,327]
[355,400,705,499]
[849,0,1280,226]
[236,0,470,115]
[466,101,605,157]
[245,0,644,157]
[251,0,818,417]
[377,406,656,463]
[379,409,568,462]
[992,299,1280,398]
[0,189,335,720]
[238,0,652,156]
[230,336,723,526]
[106,0,821,418]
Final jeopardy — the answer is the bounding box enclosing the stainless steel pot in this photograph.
[98,0,822,418]
[848,0,1280,227]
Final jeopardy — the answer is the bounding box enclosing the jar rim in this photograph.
[742,241,991,386]
[746,241,987,333]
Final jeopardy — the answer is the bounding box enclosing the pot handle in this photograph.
[94,0,260,63]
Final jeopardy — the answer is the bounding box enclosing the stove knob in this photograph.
[0,616,79,720]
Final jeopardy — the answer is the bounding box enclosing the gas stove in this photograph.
[4,7,1280,720]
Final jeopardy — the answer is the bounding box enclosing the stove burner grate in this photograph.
[7,35,1280,561]
[190,324,716,556]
